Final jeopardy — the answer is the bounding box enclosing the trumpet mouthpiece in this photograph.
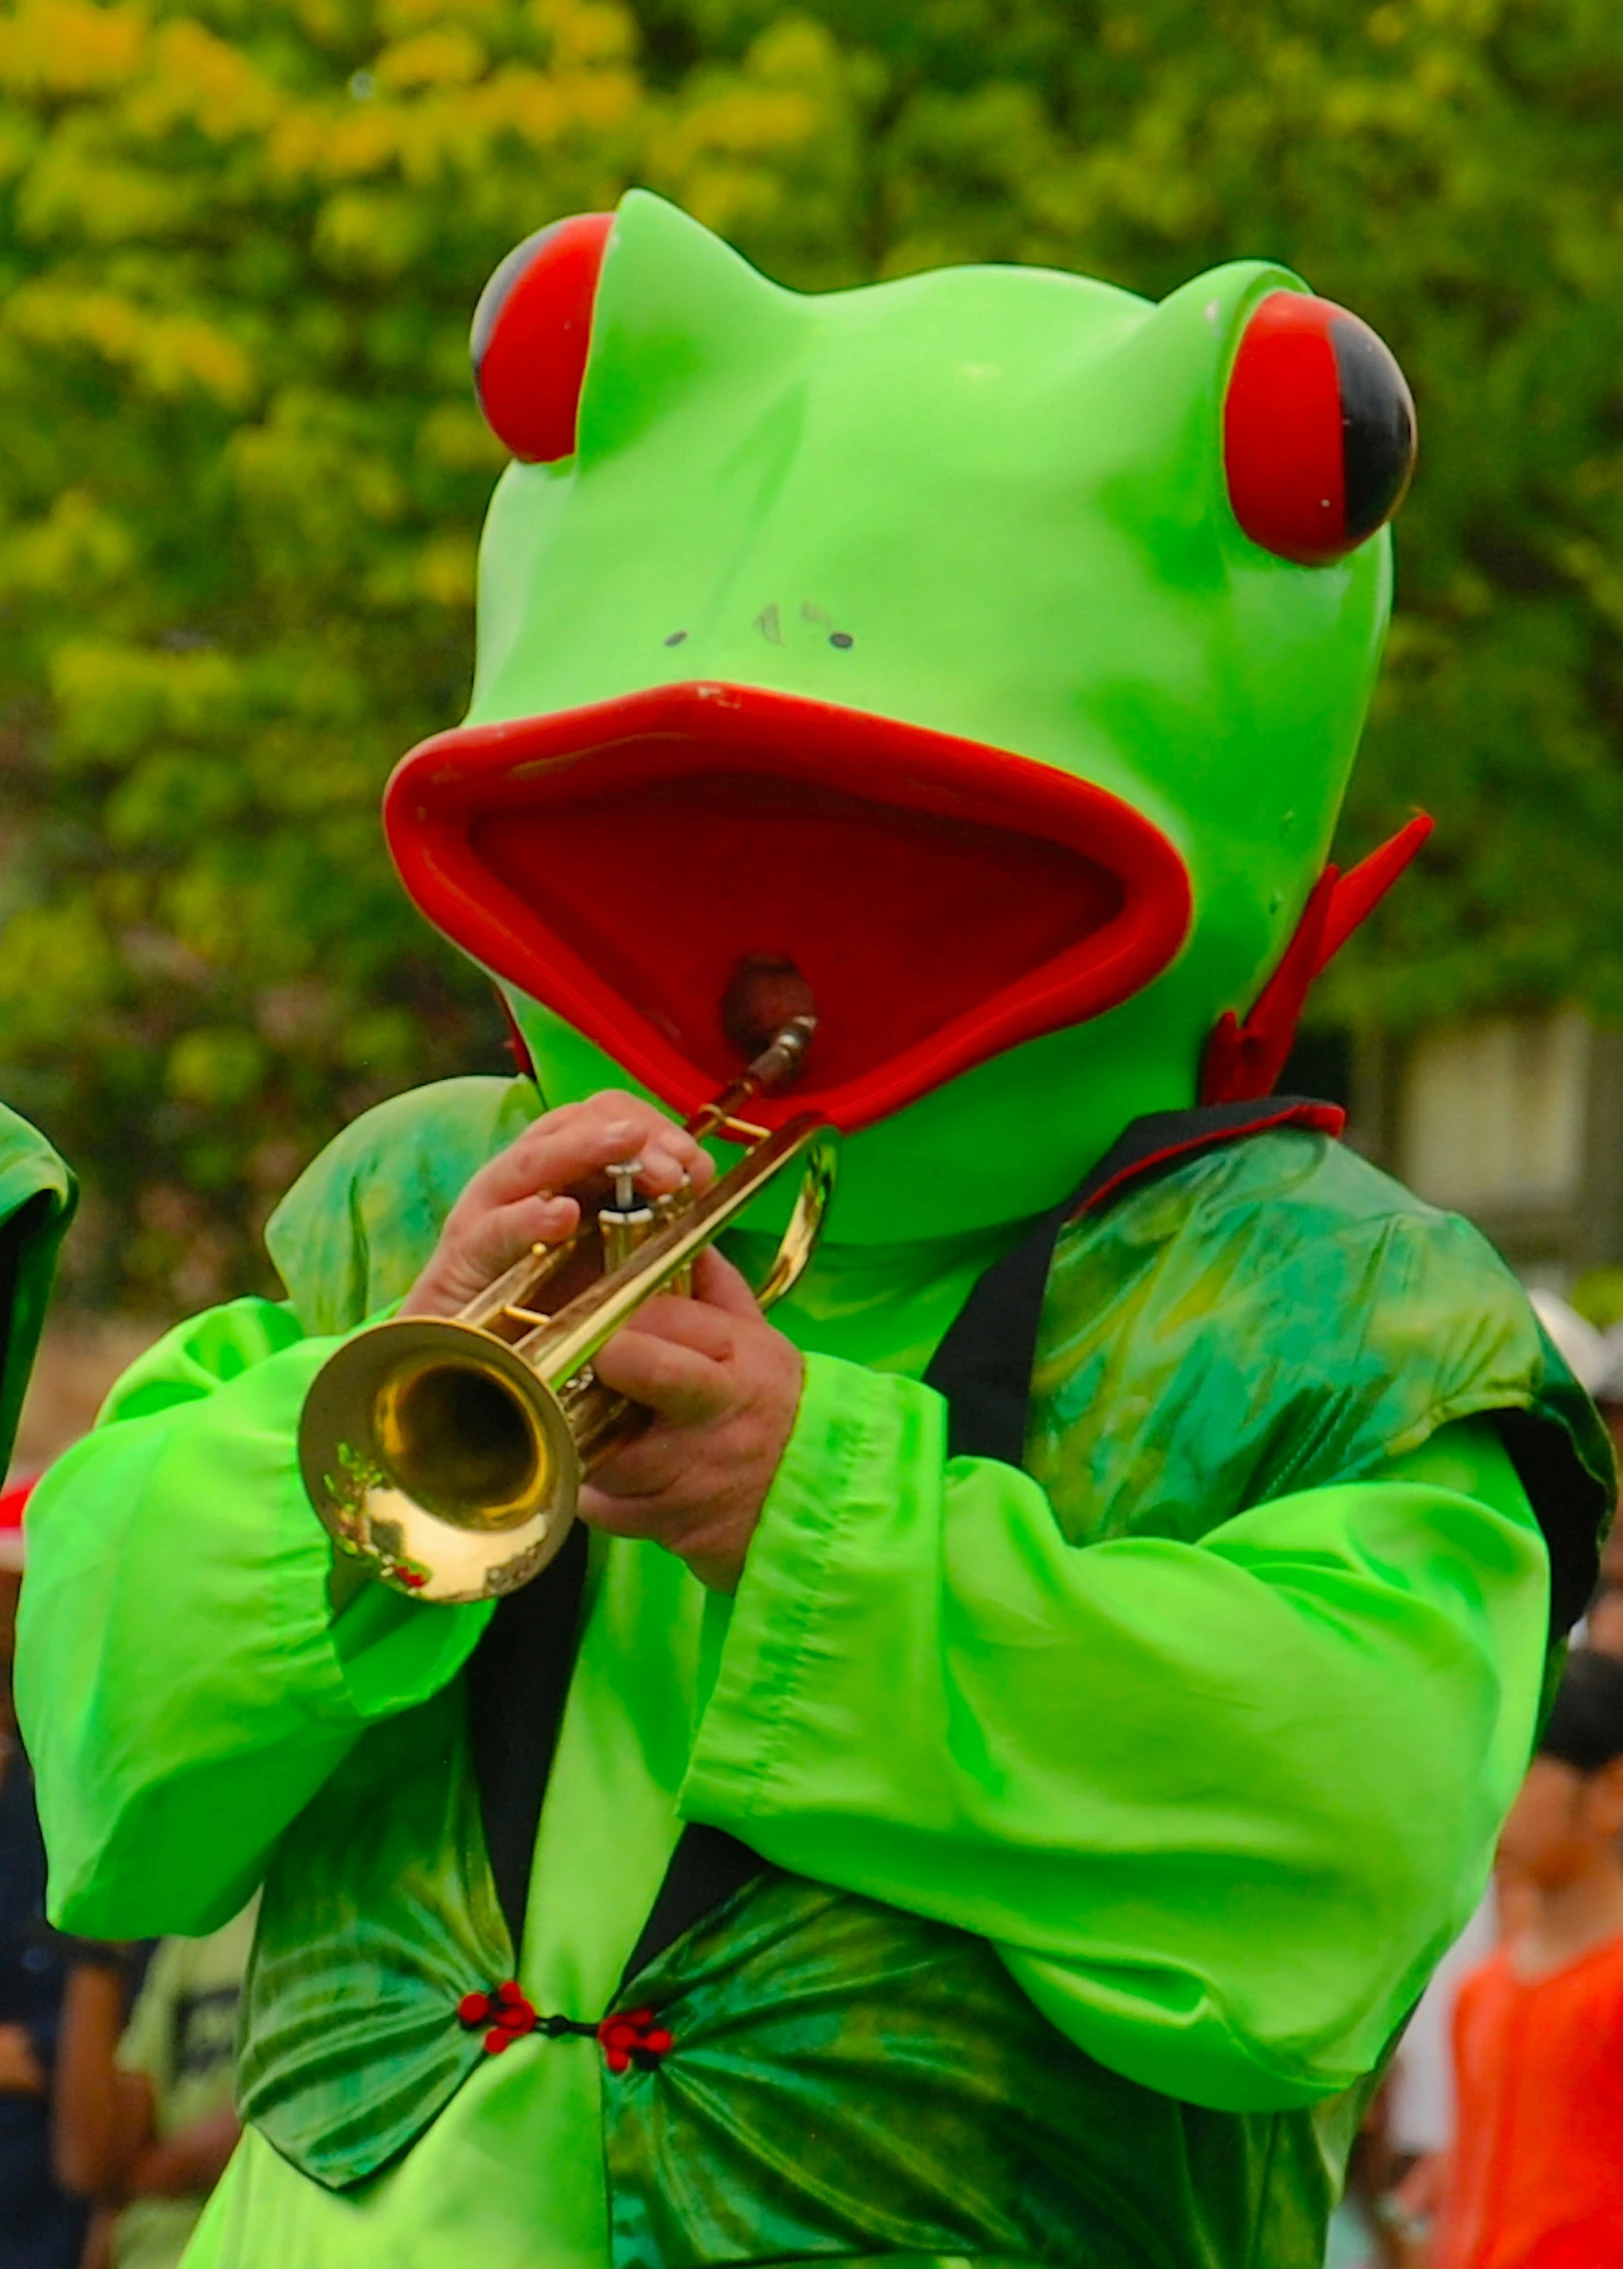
[749,1013,817,1093]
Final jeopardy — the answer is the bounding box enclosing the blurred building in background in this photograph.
[1349,1011,1623,1298]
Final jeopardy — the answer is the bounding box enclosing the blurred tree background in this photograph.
[2,0,1622,1313]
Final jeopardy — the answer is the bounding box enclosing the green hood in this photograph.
[0,1104,74,1478]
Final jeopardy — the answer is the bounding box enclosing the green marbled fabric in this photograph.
[264,1074,542,1333]
[605,1869,1356,2269]
[235,1679,511,2189]
[1027,1127,1611,1559]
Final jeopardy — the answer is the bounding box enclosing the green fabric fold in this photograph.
[607,1871,1342,2268]
[265,1075,541,1334]
[0,1102,75,1475]
[681,1131,1597,2115]
[18,1302,491,1938]
[685,1373,1547,2109]
[237,1682,512,2190]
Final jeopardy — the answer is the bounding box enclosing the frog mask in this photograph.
[385,191,1417,1241]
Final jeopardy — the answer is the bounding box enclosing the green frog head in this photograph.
[386,190,1417,1242]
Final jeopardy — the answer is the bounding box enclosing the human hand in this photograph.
[129,2105,241,2198]
[0,2019,44,2094]
[581,1248,803,1593]
[1380,2150,1444,2267]
[403,1092,714,1320]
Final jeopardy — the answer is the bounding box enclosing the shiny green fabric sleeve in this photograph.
[682,1358,1549,2114]
[0,1102,75,1472]
[15,1297,492,1940]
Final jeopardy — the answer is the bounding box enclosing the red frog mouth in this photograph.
[385,682,1192,1133]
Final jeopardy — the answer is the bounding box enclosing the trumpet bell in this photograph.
[300,1316,581,1603]
[298,1071,835,1606]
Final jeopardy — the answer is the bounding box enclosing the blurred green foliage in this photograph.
[2,0,1622,1310]
[1573,1267,1623,1333]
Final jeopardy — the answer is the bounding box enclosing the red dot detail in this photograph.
[484,2028,513,2056]
[596,2005,675,2070]
[457,1992,491,2026]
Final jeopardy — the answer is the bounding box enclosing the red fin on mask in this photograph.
[495,991,537,1082]
[1199,814,1432,1107]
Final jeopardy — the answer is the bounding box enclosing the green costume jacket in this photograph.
[0,1102,74,1476]
[15,1075,1607,2269]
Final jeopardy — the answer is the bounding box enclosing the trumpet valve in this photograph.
[605,1157,642,1212]
[600,1156,656,1274]
[654,1176,696,1295]
[599,1163,698,1283]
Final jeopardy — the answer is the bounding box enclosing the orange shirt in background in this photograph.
[1435,1931,1623,2269]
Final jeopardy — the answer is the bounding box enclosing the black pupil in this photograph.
[1329,315,1414,545]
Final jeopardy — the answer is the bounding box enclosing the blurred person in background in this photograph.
[1580,1584,1623,1655]
[1429,1650,1623,2269]
[0,1113,80,2269]
[1325,2082,1423,2268]
[1345,1292,1616,2268]
[0,1495,86,2269]
[1352,1900,1500,2266]
[53,1905,254,2269]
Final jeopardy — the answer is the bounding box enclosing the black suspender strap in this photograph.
[923,1098,1343,1461]
[618,1824,765,1990]
[465,1521,589,1954]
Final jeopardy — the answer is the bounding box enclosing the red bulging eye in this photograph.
[471,212,616,463]
[1223,291,1416,566]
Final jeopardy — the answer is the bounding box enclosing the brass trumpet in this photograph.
[298,1011,835,1604]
